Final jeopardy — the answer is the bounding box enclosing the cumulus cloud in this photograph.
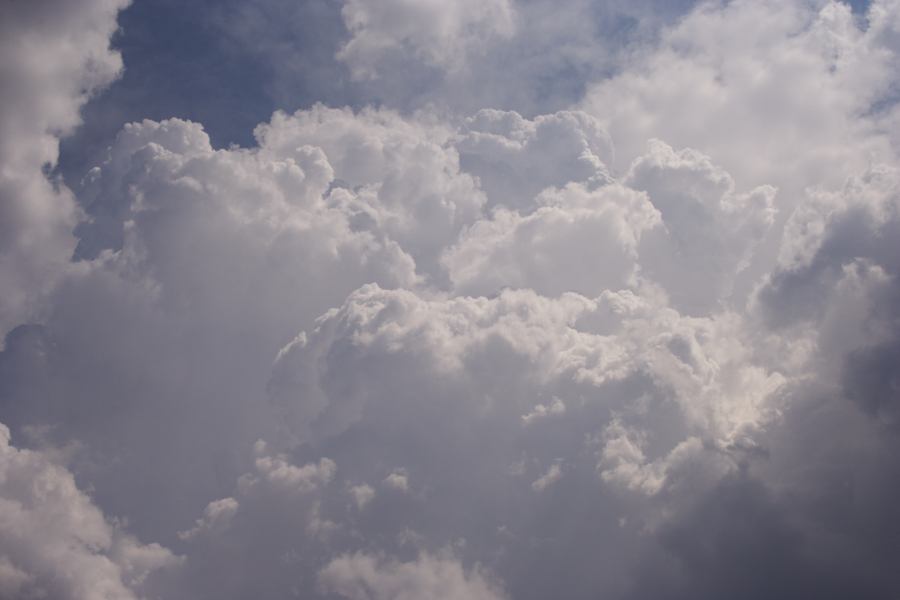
[267,281,785,558]
[382,470,410,493]
[530,463,562,492]
[597,421,717,496]
[582,0,898,188]
[0,422,179,600]
[521,396,566,425]
[443,182,660,297]
[327,0,706,114]
[756,164,900,423]
[447,131,775,310]
[319,552,507,600]
[255,105,485,281]
[349,483,376,510]
[456,109,614,209]
[270,281,783,453]
[0,110,424,542]
[338,0,515,78]
[178,497,240,541]
[627,140,777,313]
[4,0,900,598]
[0,0,128,340]
[173,442,342,598]
[245,441,337,495]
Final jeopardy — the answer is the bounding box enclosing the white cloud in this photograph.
[322,0,705,115]
[582,0,897,191]
[0,112,423,541]
[456,109,614,209]
[383,470,410,493]
[4,1,900,597]
[244,441,337,496]
[337,0,515,79]
[627,140,776,313]
[531,463,562,492]
[319,552,507,600]
[0,422,179,600]
[270,282,783,479]
[255,105,485,281]
[521,397,566,425]
[443,182,660,297]
[349,484,375,510]
[178,497,239,541]
[597,421,717,496]
[0,0,128,340]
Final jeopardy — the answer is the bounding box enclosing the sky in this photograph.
[1,0,899,599]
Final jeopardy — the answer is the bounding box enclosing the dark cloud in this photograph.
[629,473,887,600]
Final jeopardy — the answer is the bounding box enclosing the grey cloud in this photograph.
[627,473,884,600]
[757,165,900,429]
[843,337,900,425]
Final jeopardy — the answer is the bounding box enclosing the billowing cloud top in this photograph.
[2,1,900,599]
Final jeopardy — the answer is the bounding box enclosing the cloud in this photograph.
[442,182,660,297]
[596,421,718,496]
[756,163,900,429]
[255,105,485,281]
[624,473,884,600]
[243,441,337,495]
[4,1,900,598]
[383,470,410,493]
[338,0,515,79]
[328,0,704,114]
[178,497,240,541]
[521,397,566,425]
[530,463,562,492]
[627,140,776,313]
[349,484,375,510]
[456,109,614,209]
[447,132,775,311]
[0,0,128,340]
[270,281,783,461]
[174,442,341,598]
[1,110,425,545]
[582,0,898,190]
[318,552,507,600]
[0,422,179,600]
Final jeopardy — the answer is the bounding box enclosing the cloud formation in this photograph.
[338,0,516,78]
[2,0,900,599]
[0,0,128,340]
[319,552,507,600]
[0,423,179,600]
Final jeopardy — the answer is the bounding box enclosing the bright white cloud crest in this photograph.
[2,0,900,598]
